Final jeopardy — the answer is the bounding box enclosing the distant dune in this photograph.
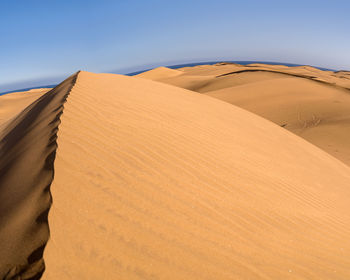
[0,88,49,128]
[136,66,182,80]
[138,63,350,165]
[1,67,350,279]
[0,77,76,279]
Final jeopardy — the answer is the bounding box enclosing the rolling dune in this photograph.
[0,88,49,128]
[1,69,350,279]
[44,71,350,279]
[138,64,350,165]
[136,66,182,80]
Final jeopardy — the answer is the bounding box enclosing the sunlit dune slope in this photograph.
[207,77,350,164]
[139,64,350,165]
[136,66,182,80]
[41,71,350,279]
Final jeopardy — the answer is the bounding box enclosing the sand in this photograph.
[0,79,76,279]
[1,68,350,279]
[136,66,182,80]
[0,88,49,128]
[138,64,350,165]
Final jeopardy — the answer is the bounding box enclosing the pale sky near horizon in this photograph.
[1,0,349,92]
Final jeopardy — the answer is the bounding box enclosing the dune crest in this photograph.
[139,63,350,165]
[43,71,350,279]
[136,66,182,80]
[0,73,77,279]
[1,70,350,279]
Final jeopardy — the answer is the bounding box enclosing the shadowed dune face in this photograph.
[41,71,350,279]
[138,64,350,165]
[0,76,76,279]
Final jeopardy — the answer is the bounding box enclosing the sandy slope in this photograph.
[1,70,350,279]
[39,71,350,279]
[0,88,49,128]
[206,77,350,165]
[138,64,350,165]
[0,78,76,279]
[136,66,182,80]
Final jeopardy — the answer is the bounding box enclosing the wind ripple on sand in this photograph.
[138,64,350,165]
[42,71,350,279]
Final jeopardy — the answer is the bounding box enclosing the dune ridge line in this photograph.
[43,71,350,279]
[0,71,79,279]
[137,64,350,165]
[1,68,350,279]
[216,69,350,91]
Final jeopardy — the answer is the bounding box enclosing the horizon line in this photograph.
[0,60,345,95]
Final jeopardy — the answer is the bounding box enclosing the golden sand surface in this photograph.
[0,88,50,128]
[138,63,350,165]
[1,67,350,279]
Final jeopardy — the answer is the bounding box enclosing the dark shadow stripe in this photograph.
[0,72,80,279]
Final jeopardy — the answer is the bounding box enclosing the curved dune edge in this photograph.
[0,72,78,279]
[42,71,350,279]
[137,64,350,165]
[136,66,183,80]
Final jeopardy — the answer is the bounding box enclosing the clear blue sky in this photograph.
[1,0,349,92]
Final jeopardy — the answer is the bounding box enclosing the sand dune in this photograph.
[0,77,76,279]
[207,77,350,164]
[136,66,182,80]
[139,64,350,165]
[44,71,350,279]
[1,69,350,279]
[0,88,49,128]
[138,63,350,90]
